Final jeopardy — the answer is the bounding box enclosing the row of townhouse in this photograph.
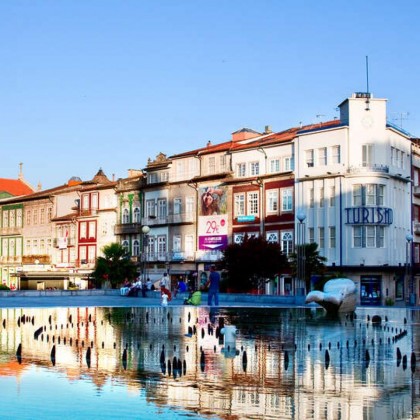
[0,92,419,305]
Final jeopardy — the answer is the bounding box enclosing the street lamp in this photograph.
[406,233,416,306]
[142,225,150,283]
[296,211,306,296]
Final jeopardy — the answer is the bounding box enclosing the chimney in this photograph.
[18,162,23,180]
[207,141,212,147]
[264,125,272,134]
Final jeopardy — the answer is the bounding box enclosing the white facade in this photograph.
[295,93,413,302]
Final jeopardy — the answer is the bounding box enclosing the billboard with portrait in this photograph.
[198,185,228,250]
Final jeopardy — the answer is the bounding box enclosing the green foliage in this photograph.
[0,284,11,291]
[385,298,394,306]
[91,243,138,289]
[221,235,289,292]
[289,242,327,291]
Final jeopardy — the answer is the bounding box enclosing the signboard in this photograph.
[237,215,255,222]
[198,185,228,250]
[345,207,393,225]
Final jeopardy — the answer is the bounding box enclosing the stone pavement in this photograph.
[0,289,305,309]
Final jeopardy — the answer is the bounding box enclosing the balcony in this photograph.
[141,216,168,226]
[142,252,170,262]
[167,212,196,224]
[414,222,420,235]
[22,255,51,264]
[53,237,76,247]
[348,164,389,174]
[114,223,142,235]
[170,251,195,262]
[195,250,223,262]
[0,256,22,264]
[414,186,420,198]
[0,226,22,236]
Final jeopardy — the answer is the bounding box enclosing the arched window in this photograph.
[133,207,140,223]
[133,240,140,256]
[122,208,129,223]
[122,240,129,253]
[281,231,293,256]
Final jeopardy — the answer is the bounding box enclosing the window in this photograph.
[26,210,31,226]
[208,157,216,174]
[133,207,141,223]
[306,150,314,167]
[33,209,38,225]
[148,173,158,184]
[353,226,385,248]
[269,158,280,173]
[173,235,181,252]
[284,156,293,171]
[122,240,129,253]
[186,197,194,215]
[3,211,9,228]
[9,210,15,227]
[234,194,245,217]
[237,163,246,177]
[362,144,373,166]
[281,189,293,212]
[281,232,293,256]
[146,200,156,217]
[353,184,385,206]
[267,190,279,213]
[309,188,314,208]
[133,240,140,256]
[233,233,244,244]
[329,186,336,207]
[16,209,22,227]
[47,207,52,221]
[40,208,45,225]
[266,232,279,243]
[185,235,194,257]
[319,188,324,208]
[318,147,327,166]
[82,194,90,211]
[248,192,259,215]
[332,145,341,164]
[329,227,336,248]
[122,208,130,223]
[88,222,96,239]
[220,155,227,172]
[158,199,167,219]
[157,235,167,259]
[308,228,314,244]
[250,161,260,176]
[319,227,325,249]
[174,198,182,215]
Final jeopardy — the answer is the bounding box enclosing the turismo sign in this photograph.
[344,207,393,225]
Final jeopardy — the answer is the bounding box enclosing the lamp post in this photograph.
[296,211,306,296]
[142,225,150,283]
[406,233,416,306]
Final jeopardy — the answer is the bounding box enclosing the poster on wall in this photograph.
[198,186,228,250]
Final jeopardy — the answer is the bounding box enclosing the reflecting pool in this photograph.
[0,305,419,419]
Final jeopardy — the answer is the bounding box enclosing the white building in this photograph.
[295,92,414,305]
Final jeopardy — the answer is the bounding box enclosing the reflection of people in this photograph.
[160,272,168,288]
[201,187,224,216]
[206,265,220,306]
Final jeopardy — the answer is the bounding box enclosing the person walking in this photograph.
[206,265,220,306]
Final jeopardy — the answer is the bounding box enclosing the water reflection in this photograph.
[0,306,419,419]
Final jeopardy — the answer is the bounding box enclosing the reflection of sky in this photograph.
[0,306,418,419]
[3,366,204,419]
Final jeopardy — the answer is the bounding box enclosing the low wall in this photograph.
[0,289,305,305]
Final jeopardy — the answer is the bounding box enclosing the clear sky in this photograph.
[1,0,420,190]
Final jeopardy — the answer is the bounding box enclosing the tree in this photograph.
[92,243,138,289]
[289,242,327,292]
[221,235,289,292]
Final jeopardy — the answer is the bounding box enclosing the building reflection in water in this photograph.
[0,306,418,419]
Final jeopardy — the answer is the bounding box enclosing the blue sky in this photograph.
[1,0,420,190]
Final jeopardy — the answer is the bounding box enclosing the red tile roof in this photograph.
[0,178,35,197]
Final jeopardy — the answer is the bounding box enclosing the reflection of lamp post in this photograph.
[406,233,415,306]
[296,211,306,296]
[142,225,150,283]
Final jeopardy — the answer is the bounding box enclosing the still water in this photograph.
[0,305,419,419]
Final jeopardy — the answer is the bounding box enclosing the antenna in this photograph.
[365,56,370,111]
